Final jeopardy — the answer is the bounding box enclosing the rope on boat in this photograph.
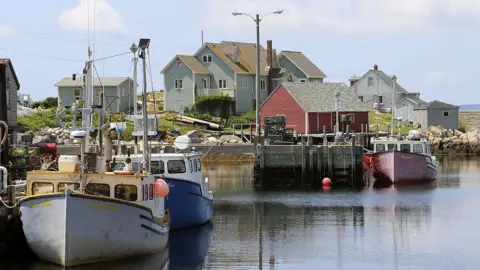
[0,196,19,209]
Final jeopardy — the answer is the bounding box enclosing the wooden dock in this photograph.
[254,135,366,188]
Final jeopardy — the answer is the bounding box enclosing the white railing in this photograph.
[197,88,236,98]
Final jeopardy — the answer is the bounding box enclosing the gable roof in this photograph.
[264,82,369,113]
[351,66,408,93]
[426,100,459,109]
[161,55,209,74]
[396,96,427,106]
[55,77,132,87]
[193,41,275,75]
[277,51,327,79]
[0,58,20,89]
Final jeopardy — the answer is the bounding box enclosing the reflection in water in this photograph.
[9,157,480,269]
[170,222,213,270]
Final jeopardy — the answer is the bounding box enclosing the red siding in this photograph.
[308,111,369,133]
[260,85,306,134]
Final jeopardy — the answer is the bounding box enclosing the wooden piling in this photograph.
[350,135,356,186]
[301,136,306,188]
[260,136,265,186]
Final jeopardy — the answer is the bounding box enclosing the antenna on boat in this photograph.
[138,38,151,174]
[391,75,397,138]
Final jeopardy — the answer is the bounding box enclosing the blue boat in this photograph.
[170,222,213,269]
[113,135,214,230]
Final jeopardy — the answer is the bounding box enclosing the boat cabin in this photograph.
[112,153,203,182]
[372,139,432,156]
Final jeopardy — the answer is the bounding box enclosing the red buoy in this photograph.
[322,177,332,187]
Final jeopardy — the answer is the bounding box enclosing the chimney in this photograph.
[373,64,378,71]
[266,40,274,95]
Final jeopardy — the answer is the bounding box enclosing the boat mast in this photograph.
[130,43,139,155]
[391,75,397,138]
[139,38,151,174]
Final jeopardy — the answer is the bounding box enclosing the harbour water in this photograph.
[6,156,480,269]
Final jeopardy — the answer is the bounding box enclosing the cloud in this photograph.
[0,26,17,38]
[58,0,125,35]
[200,0,480,35]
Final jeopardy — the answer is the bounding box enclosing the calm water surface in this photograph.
[10,156,480,270]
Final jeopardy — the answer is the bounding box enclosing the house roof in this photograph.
[396,96,427,106]
[55,77,132,87]
[0,58,20,89]
[278,51,327,79]
[351,66,408,93]
[192,41,275,75]
[266,82,369,113]
[426,100,459,109]
[161,55,209,74]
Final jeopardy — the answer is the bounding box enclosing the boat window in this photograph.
[194,160,198,172]
[387,144,397,151]
[142,184,148,201]
[376,144,385,152]
[168,160,186,174]
[151,160,165,174]
[149,184,154,200]
[112,162,125,171]
[32,182,54,195]
[400,144,411,153]
[86,183,110,197]
[425,143,431,154]
[197,159,202,171]
[189,160,193,173]
[58,182,80,193]
[112,162,141,172]
[115,185,138,201]
[413,144,424,153]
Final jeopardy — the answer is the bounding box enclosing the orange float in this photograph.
[154,179,169,197]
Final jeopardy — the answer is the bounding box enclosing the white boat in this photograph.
[18,41,170,268]
[113,136,214,230]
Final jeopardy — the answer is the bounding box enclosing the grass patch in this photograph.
[368,110,415,134]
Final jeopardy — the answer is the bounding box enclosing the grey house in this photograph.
[161,40,294,114]
[349,64,408,111]
[413,100,459,130]
[0,59,20,128]
[55,77,135,113]
[277,51,327,83]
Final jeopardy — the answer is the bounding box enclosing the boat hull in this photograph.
[165,177,214,230]
[19,191,169,268]
[371,151,437,184]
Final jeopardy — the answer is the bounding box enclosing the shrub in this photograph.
[193,95,233,119]
[42,97,58,108]
[459,120,468,133]
[226,110,256,128]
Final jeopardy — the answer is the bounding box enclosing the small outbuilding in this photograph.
[260,82,370,134]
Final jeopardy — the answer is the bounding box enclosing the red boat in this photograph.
[365,138,437,184]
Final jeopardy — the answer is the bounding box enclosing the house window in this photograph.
[176,61,182,66]
[240,79,248,88]
[175,79,183,89]
[368,76,374,86]
[299,79,306,83]
[202,78,208,89]
[74,88,81,99]
[260,80,266,90]
[378,96,383,103]
[202,54,212,63]
[358,96,364,102]
[219,79,227,89]
[443,111,449,117]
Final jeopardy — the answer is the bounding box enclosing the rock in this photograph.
[219,135,243,144]
[55,138,64,144]
[64,139,73,145]
[73,139,81,144]
[17,106,38,118]
[207,137,218,143]
[428,126,443,136]
[184,130,199,138]
[229,139,238,143]
[32,134,55,144]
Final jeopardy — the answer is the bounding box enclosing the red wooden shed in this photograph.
[260,82,370,134]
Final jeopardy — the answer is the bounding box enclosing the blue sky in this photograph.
[1,0,479,105]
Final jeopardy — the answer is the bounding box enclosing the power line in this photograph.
[0,47,84,62]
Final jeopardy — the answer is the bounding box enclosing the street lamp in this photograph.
[232,9,283,154]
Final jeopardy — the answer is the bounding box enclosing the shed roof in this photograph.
[0,58,20,89]
[270,82,369,113]
[161,55,209,74]
[426,100,459,109]
[55,77,132,87]
[278,51,327,79]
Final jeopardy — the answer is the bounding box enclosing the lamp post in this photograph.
[232,9,283,155]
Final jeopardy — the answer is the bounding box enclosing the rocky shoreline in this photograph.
[427,127,480,155]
